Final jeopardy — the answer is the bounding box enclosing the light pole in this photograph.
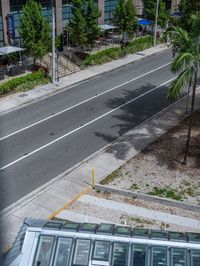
[153,0,159,47]
[51,0,56,84]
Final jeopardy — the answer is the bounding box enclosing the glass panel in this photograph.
[115,226,131,236]
[54,238,72,266]
[169,232,186,242]
[152,247,167,266]
[79,223,97,232]
[43,221,62,229]
[151,231,167,240]
[73,239,91,265]
[113,243,128,266]
[96,223,113,234]
[133,245,147,266]
[191,250,200,266]
[33,235,55,266]
[172,249,186,266]
[133,229,149,238]
[93,241,110,261]
[187,233,200,243]
[62,222,81,231]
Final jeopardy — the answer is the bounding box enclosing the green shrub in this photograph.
[82,35,154,67]
[0,70,49,95]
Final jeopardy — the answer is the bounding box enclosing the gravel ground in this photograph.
[67,190,200,232]
[67,110,200,233]
[101,109,200,206]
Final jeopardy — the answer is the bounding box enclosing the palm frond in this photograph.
[169,26,191,52]
[168,67,195,100]
[171,53,195,73]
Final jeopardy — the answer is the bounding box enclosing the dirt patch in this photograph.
[100,109,200,205]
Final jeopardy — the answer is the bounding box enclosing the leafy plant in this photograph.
[148,187,183,201]
[0,70,50,95]
[82,36,153,66]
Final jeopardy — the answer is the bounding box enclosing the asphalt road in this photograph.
[0,49,177,209]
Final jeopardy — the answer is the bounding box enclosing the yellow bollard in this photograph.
[92,167,95,189]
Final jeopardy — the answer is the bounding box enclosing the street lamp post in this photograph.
[154,0,159,47]
[52,5,56,84]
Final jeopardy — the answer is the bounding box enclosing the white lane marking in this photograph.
[0,62,172,141]
[0,77,176,171]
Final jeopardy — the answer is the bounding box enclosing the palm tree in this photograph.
[168,16,200,165]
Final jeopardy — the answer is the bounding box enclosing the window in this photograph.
[61,222,81,231]
[132,245,147,266]
[73,239,91,266]
[79,223,97,233]
[53,237,73,266]
[33,235,55,266]
[187,233,200,243]
[0,7,3,46]
[152,247,167,266]
[115,226,131,236]
[104,0,117,24]
[112,243,128,266]
[172,248,186,266]
[96,223,114,234]
[93,241,110,261]
[132,228,149,239]
[151,231,167,240]
[169,232,186,242]
[191,250,200,266]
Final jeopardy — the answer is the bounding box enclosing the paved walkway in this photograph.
[1,44,200,253]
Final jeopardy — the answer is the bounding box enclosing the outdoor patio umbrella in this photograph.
[0,46,26,55]
[137,19,153,26]
[0,46,26,62]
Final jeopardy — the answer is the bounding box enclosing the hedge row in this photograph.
[0,70,50,95]
[82,35,154,66]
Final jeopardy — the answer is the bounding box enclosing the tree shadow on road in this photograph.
[93,82,192,169]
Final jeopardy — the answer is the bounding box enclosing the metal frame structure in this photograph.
[12,221,200,266]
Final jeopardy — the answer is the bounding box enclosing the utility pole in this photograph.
[154,0,159,47]
[51,0,56,84]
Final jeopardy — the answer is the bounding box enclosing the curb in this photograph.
[95,185,200,213]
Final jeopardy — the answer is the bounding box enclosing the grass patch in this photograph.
[100,167,122,185]
[148,187,183,201]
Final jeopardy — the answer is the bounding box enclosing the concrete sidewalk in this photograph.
[0,44,168,114]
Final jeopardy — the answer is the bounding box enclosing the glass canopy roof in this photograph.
[43,221,200,243]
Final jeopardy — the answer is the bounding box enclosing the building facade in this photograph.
[0,0,181,47]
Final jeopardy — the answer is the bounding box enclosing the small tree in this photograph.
[167,15,200,165]
[144,0,169,28]
[85,0,100,49]
[69,0,87,50]
[113,0,137,37]
[19,0,51,62]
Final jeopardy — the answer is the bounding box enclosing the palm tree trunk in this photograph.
[185,77,192,114]
[182,70,197,165]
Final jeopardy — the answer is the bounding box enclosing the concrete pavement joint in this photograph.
[47,186,91,220]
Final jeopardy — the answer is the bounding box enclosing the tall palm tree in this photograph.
[168,16,200,165]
